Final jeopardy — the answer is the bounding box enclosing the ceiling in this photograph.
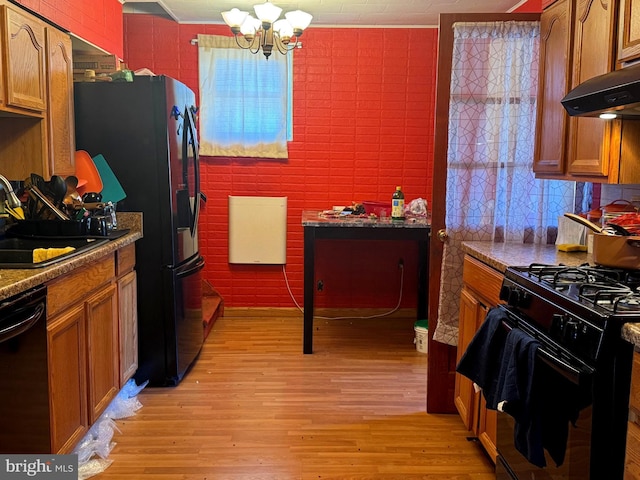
[122,0,530,27]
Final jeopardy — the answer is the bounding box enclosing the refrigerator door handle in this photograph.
[183,106,201,237]
[177,256,205,279]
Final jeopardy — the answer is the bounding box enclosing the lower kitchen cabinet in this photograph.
[454,254,503,463]
[47,303,87,454]
[116,244,138,386]
[46,247,137,454]
[625,350,640,478]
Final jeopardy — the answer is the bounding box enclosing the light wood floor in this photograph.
[96,312,495,479]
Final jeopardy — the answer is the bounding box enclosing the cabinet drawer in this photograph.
[462,255,503,306]
[631,352,640,414]
[47,254,115,317]
[116,244,136,277]
[626,418,640,479]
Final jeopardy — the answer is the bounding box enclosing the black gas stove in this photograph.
[500,263,640,366]
[495,263,637,480]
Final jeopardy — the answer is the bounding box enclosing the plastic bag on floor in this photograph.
[73,379,147,478]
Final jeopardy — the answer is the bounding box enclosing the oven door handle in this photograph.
[500,318,593,386]
[536,347,592,386]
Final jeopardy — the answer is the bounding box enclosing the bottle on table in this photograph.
[391,186,405,220]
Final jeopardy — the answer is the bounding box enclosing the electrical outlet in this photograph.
[317,280,324,292]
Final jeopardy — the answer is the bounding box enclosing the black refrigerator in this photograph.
[74,75,204,386]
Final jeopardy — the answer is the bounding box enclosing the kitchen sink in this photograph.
[0,237,110,269]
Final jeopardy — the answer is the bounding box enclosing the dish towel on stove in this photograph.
[456,307,591,468]
[456,307,508,409]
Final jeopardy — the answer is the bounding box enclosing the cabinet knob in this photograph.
[437,229,448,242]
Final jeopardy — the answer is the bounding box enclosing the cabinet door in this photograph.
[46,27,75,177]
[118,270,138,386]
[85,284,119,424]
[567,0,619,178]
[47,303,87,454]
[618,0,640,63]
[454,287,487,433]
[1,6,46,111]
[534,0,573,177]
[478,396,498,462]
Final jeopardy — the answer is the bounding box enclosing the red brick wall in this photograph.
[513,0,543,13]
[124,15,436,309]
[13,0,123,57]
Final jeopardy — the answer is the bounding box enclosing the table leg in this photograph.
[417,238,429,321]
[303,226,315,353]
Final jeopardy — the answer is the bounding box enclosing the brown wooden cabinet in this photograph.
[85,284,119,424]
[47,303,87,454]
[0,0,75,180]
[566,0,619,179]
[626,350,640,478]
[1,5,47,113]
[116,244,138,387]
[618,0,640,63]
[533,0,574,177]
[534,0,640,183]
[46,254,118,453]
[45,27,75,177]
[454,255,503,463]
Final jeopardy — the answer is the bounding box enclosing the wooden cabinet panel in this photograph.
[454,287,485,432]
[118,270,138,386]
[85,284,119,424]
[47,303,87,454]
[461,255,504,306]
[456,254,503,463]
[567,0,618,178]
[534,0,573,177]
[46,27,75,177]
[47,255,115,318]
[618,0,640,63]
[2,5,46,112]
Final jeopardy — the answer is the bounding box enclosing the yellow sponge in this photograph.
[33,247,76,263]
[557,244,587,252]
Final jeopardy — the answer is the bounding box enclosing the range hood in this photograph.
[561,62,640,118]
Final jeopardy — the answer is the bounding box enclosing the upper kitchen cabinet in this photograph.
[534,0,640,183]
[566,0,619,179]
[618,0,640,63]
[46,27,75,176]
[533,0,574,177]
[0,4,47,113]
[0,0,76,180]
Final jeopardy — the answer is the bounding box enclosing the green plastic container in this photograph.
[414,319,428,353]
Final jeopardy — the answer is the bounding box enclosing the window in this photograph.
[197,34,292,158]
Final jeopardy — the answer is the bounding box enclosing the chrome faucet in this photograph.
[0,175,22,208]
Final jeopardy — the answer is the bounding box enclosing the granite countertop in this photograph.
[0,212,143,301]
[302,210,430,228]
[461,241,640,349]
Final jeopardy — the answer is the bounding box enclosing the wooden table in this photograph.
[302,210,431,353]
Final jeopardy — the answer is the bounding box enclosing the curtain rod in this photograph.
[190,38,302,48]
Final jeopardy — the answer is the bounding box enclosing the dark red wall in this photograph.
[124,15,437,308]
[13,0,123,57]
[513,0,543,13]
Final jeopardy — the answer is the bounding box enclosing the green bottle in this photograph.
[391,186,405,220]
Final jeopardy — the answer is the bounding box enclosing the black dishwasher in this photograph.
[0,285,50,453]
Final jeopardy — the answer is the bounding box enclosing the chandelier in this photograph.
[221,2,313,60]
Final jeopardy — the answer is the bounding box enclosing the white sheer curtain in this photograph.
[433,21,577,346]
[197,34,291,158]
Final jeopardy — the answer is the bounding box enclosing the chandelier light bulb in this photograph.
[285,10,313,34]
[222,1,312,59]
[273,19,293,44]
[221,8,249,32]
[254,1,282,28]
